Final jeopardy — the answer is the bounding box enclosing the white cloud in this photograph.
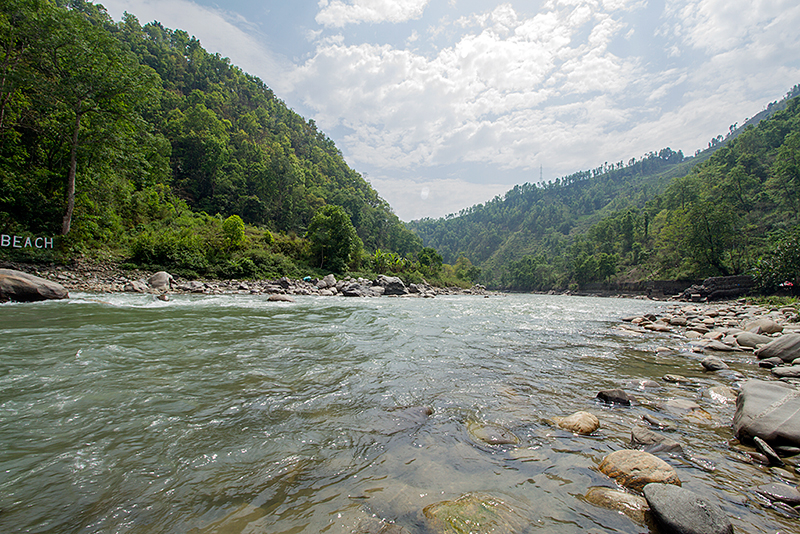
[101,0,289,84]
[316,0,431,27]
[367,176,511,221]
[291,2,639,177]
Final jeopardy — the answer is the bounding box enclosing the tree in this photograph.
[306,204,362,272]
[33,5,159,234]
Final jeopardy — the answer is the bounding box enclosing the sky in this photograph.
[99,0,800,221]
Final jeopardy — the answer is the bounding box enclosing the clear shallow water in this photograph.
[0,293,795,533]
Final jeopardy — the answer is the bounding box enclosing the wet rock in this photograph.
[663,374,689,384]
[704,386,737,404]
[756,483,800,506]
[643,483,733,534]
[733,379,800,447]
[147,271,173,291]
[753,436,784,466]
[701,356,728,371]
[0,269,69,302]
[631,426,683,454]
[596,389,634,406]
[642,413,676,431]
[759,357,784,369]
[584,486,649,525]
[556,411,600,435]
[598,450,681,491]
[422,493,525,534]
[755,334,800,362]
[772,365,800,379]
[467,422,520,445]
[268,294,295,302]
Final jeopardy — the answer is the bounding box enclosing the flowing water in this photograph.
[0,293,796,533]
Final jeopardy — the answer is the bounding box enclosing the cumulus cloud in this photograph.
[291,2,640,176]
[316,0,431,27]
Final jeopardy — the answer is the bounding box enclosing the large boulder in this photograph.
[733,379,800,447]
[375,275,408,296]
[0,269,68,302]
[755,334,800,362]
[598,450,680,491]
[643,483,732,534]
[147,271,174,291]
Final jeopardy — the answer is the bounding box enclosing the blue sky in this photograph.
[100,0,800,221]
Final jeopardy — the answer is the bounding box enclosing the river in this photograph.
[0,293,795,533]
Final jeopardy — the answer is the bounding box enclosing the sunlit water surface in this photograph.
[0,293,795,533]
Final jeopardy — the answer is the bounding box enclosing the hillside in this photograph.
[409,86,800,291]
[0,0,421,277]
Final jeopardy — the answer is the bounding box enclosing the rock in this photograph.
[268,294,295,302]
[643,483,733,534]
[123,280,147,293]
[701,356,728,371]
[755,334,800,362]
[663,374,689,383]
[704,386,737,404]
[375,275,408,296]
[584,486,649,524]
[642,413,676,431]
[467,422,520,445]
[147,271,173,291]
[422,493,525,533]
[759,357,784,369]
[743,317,783,335]
[756,483,800,506]
[596,389,634,406]
[631,425,683,454]
[733,379,800,447]
[735,331,773,348]
[0,269,69,302]
[316,274,336,289]
[753,436,783,466]
[771,365,800,378]
[556,411,600,435]
[598,450,681,491]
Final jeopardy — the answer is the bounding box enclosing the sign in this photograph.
[1,234,55,249]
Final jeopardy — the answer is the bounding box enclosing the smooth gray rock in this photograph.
[643,483,732,534]
[701,355,728,371]
[759,356,784,369]
[755,334,800,362]
[772,365,800,378]
[0,269,68,302]
[736,331,773,348]
[733,379,800,447]
[743,318,783,335]
[631,426,683,453]
[756,483,800,506]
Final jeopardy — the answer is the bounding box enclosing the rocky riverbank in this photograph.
[0,260,490,300]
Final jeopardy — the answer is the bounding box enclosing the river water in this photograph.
[0,293,796,533]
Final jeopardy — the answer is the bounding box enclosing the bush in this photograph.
[753,226,800,293]
[130,228,209,272]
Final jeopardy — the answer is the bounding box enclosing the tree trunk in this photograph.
[61,106,82,235]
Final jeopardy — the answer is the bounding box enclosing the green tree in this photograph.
[33,5,159,234]
[306,204,362,272]
[222,214,245,249]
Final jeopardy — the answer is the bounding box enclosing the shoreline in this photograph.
[0,260,492,299]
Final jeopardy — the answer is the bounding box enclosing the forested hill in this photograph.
[0,0,420,266]
[408,86,800,291]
